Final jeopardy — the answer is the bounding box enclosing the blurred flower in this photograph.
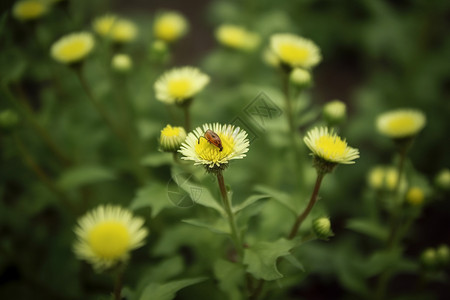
[376,109,426,139]
[215,24,260,51]
[112,53,132,72]
[421,248,437,269]
[435,168,450,190]
[367,166,407,191]
[179,123,249,172]
[367,166,385,189]
[13,0,47,21]
[312,217,334,240]
[289,68,311,87]
[0,110,20,133]
[270,33,321,70]
[159,125,186,152]
[93,15,138,43]
[262,48,279,67]
[50,31,95,65]
[436,245,449,265]
[406,187,425,206]
[153,11,188,43]
[323,100,346,125]
[73,205,148,272]
[304,127,359,170]
[154,66,210,105]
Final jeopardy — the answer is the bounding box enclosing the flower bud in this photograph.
[0,110,20,133]
[112,54,132,73]
[421,248,437,269]
[289,68,311,87]
[312,217,334,240]
[436,245,449,266]
[323,100,346,126]
[405,187,425,206]
[435,169,450,191]
[159,125,186,152]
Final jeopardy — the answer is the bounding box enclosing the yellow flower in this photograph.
[179,123,249,171]
[323,100,347,124]
[111,53,132,72]
[159,125,187,152]
[13,0,47,21]
[215,24,260,51]
[376,109,426,139]
[262,48,279,67]
[73,205,148,272]
[154,66,210,105]
[153,11,188,43]
[304,127,359,165]
[93,15,138,43]
[270,33,321,69]
[435,168,450,190]
[368,166,407,191]
[50,32,95,64]
[406,187,425,206]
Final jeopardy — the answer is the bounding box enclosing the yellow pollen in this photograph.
[162,125,180,137]
[88,221,130,259]
[279,44,309,63]
[386,116,415,132]
[195,133,234,164]
[168,79,191,98]
[315,135,347,159]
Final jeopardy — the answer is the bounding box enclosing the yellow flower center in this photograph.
[155,20,178,41]
[195,133,235,164]
[406,187,424,206]
[58,39,88,59]
[15,1,45,20]
[88,221,130,259]
[162,125,181,137]
[279,44,309,64]
[168,79,192,98]
[315,135,347,160]
[221,28,246,47]
[386,116,415,133]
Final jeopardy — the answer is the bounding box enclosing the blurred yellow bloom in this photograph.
[406,187,425,206]
[160,125,187,152]
[323,100,347,124]
[153,11,188,42]
[215,24,260,51]
[50,32,95,64]
[154,66,210,105]
[367,166,407,191]
[290,68,311,86]
[93,15,138,43]
[93,14,117,37]
[270,33,321,69]
[73,205,148,272]
[376,109,426,139]
[304,127,359,165]
[13,0,47,21]
[262,48,280,67]
[112,53,132,72]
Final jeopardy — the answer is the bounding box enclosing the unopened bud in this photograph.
[405,187,425,206]
[312,217,334,240]
[112,54,132,72]
[323,100,346,126]
[435,169,450,190]
[290,68,311,87]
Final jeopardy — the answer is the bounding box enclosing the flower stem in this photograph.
[288,171,325,239]
[113,268,124,300]
[216,171,243,257]
[281,71,295,134]
[183,103,191,132]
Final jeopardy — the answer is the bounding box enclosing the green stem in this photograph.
[281,72,294,134]
[113,268,124,300]
[288,171,325,239]
[183,103,191,132]
[2,85,72,166]
[216,171,243,258]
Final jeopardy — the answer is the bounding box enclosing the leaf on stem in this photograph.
[346,219,388,241]
[233,194,270,214]
[182,218,230,235]
[57,165,116,190]
[254,185,300,215]
[139,277,207,300]
[213,259,245,300]
[130,183,171,218]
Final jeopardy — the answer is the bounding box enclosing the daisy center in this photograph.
[315,135,347,159]
[59,40,88,58]
[386,116,415,132]
[195,133,235,163]
[162,126,181,137]
[279,44,309,63]
[168,78,191,98]
[88,221,130,259]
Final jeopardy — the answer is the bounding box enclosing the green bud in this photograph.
[0,110,20,133]
[159,124,186,152]
[421,248,437,269]
[289,68,311,87]
[435,169,450,191]
[111,54,132,73]
[323,100,346,126]
[312,217,334,240]
[436,245,449,266]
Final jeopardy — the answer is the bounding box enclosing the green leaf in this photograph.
[254,185,299,215]
[233,194,270,214]
[57,165,116,190]
[284,254,305,272]
[346,219,388,241]
[141,152,173,167]
[213,259,245,300]
[130,184,171,218]
[139,277,206,300]
[182,218,230,235]
[243,238,297,281]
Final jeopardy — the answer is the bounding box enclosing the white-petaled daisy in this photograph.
[215,24,260,51]
[376,109,426,139]
[159,125,186,152]
[153,11,188,43]
[304,127,359,170]
[73,205,148,272]
[13,0,47,21]
[270,33,321,70]
[154,66,210,105]
[179,123,249,171]
[50,32,95,64]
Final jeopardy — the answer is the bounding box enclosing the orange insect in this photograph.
[198,129,223,151]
